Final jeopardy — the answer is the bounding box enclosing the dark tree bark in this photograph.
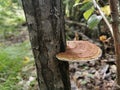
[109,0,120,89]
[21,0,71,90]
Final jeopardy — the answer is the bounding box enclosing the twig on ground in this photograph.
[65,19,86,27]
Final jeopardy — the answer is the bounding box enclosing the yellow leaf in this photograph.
[101,5,111,16]
[23,56,30,64]
[99,35,107,42]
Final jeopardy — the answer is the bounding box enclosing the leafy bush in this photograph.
[64,0,110,29]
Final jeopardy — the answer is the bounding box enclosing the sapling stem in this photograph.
[92,0,113,37]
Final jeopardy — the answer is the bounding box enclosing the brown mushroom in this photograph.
[56,41,102,62]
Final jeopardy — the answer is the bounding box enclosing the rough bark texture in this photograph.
[109,0,120,89]
[22,0,70,90]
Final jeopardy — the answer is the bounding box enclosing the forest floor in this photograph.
[0,25,117,90]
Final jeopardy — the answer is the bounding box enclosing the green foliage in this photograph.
[80,1,93,11]
[0,41,32,89]
[0,0,25,39]
[64,0,110,30]
[63,0,76,18]
[87,14,102,29]
[83,7,94,20]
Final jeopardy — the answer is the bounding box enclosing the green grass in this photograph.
[0,1,35,89]
[0,41,33,90]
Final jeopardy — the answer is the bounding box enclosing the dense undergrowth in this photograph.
[0,41,34,90]
[0,0,35,89]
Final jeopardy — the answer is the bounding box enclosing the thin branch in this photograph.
[65,19,86,27]
[92,0,113,37]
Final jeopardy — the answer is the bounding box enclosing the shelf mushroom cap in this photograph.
[56,41,102,62]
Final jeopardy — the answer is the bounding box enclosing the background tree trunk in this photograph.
[22,0,71,90]
[109,0,120,89]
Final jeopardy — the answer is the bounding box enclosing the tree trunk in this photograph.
[109,0,120,90]
[21,0,71,90]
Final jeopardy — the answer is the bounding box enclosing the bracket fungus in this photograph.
[56,41,102,62]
